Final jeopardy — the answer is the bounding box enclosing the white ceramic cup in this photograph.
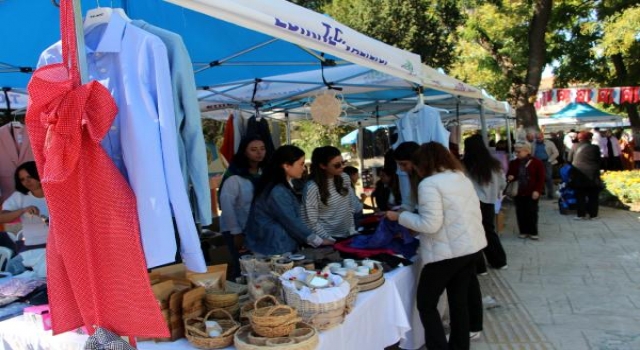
[335,268,348,276]
[327,262,341,272]
[343,259,355,266]
[357,266,370,275]
[362,260,375,269]
[345,261,358,270]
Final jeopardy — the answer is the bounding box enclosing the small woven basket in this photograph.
[250,295,297,327]
[240,294,276,325]
[184,308,240,349]
[273,260,295,275]
[356,264,383,285]
[251,316,301,338]
[234,323,319,350]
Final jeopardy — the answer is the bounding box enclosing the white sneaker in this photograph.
[482,296,499,309]
[470,331,482,340]
[573,216,587,221]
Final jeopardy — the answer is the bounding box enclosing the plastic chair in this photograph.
[0,246,13,271]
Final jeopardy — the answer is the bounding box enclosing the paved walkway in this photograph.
[473,199,640,350]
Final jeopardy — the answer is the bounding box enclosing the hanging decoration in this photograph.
[308,90,344,126]
[535,86,639,110]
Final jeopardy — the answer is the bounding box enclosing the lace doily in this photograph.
[309,90,343,126]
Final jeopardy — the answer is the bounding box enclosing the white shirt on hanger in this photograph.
[38,13,206,272]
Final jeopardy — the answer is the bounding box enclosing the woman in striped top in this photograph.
[302,146,357,239]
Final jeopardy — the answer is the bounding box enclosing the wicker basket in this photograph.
[234,323,319,350]
[358,276,385,292]
[344,284,359,314]
[184,308,240,349]
[355,264,383,285]
[251,316,301,338]
[341,271,359,314]
[240,294,277,325]
[266,337,296,346]
[250,295,297,327]
[289,327,315,343]
[205,291,239,308]
[273,260,295,275]
[282,287,346,330]
[247,330,269,345]
[308,307,345,330]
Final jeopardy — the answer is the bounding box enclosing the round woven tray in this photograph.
[358,276,385,292]
[234,323,319,350]
[355,264,383,285]
[184,308,240,349]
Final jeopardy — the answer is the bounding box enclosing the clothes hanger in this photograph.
[84,1,130,31]
[410,86,425,113]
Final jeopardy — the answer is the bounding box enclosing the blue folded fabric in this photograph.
[350,218,418,258]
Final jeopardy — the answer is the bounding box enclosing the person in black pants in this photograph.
[386,142,488,349]
[507,143,545,240]
[568,131,602,219]
[462,134,508,272]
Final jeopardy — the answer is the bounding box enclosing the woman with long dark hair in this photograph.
[302,146,357,239]
[372,167,402,211]
[219,135,267,277]
[0,161,49,252]
[462,134,508,273]
[244,145,333,255]
[386,142,487,350]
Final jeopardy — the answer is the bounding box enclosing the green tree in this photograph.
[323,0,464,70]
[553,2,640,131]
[290,120,352,156]
[288,0,329,11]
[451,0,554,129]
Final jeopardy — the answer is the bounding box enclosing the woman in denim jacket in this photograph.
[245,145,333,255]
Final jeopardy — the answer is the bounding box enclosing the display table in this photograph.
[0,265,425,350]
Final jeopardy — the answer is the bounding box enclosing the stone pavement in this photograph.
[472,198,640,350]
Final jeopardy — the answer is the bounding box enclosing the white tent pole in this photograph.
[357,121,364,175]
[479,102,488,145]
[71,0,89,84]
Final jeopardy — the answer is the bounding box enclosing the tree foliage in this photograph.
[553,1,640,130]
[290,120,352,156]
[322,0,464,70]
[292,0,640,131]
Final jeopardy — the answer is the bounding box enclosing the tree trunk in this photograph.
[514,0,553,129]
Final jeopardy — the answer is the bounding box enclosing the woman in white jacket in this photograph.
[386,142,487,350]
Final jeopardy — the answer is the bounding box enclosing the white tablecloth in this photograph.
[0,265,425,350]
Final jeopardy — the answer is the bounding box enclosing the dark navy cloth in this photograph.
[350,218,418,258]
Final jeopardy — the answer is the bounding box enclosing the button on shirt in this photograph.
[37,14,206,272]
